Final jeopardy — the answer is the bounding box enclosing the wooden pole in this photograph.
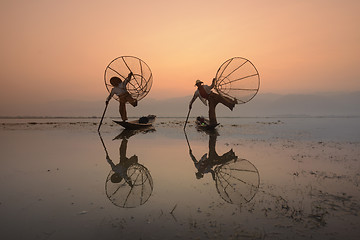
[183,108,191,130]
[98,102,108,132]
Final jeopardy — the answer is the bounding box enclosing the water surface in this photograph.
[0,117,359,239]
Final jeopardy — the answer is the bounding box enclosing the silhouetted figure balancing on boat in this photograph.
[189,133,237,180]
[106,134,138,187]
[106,72,137,122]
[189,79,237,127]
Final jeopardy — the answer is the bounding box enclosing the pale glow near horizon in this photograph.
[0,0,359,109]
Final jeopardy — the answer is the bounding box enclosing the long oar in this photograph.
[183,108,191,130]
[98,102,109,131]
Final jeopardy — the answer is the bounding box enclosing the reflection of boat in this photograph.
[113,115,156,130]
[185,130,259,205]
[195,116,219,131]
[98,130,154,208]
[113,128,155,140]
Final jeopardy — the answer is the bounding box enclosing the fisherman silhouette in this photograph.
[188,132,237,180]
[105,72,138,122]
[106,131,138,187]
[189,79,237,126]
[99,130,153,208]
[185,130,260,205]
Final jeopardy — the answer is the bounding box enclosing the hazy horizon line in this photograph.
[50,90,360,103]
[1,115,360,119]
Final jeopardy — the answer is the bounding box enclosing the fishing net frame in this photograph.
[104,56,153,102]
[215,57,260,104]
[214,158,260,205]
[105,163,153,208]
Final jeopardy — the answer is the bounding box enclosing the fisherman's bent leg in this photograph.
[212,92,235,110]
[125,93,137,107]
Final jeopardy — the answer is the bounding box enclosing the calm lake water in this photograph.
[0,117,359,239]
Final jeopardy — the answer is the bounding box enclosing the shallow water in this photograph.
[0,117,359,239]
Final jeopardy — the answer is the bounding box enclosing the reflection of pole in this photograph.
[98,131,109,158]
[183,129,191,151]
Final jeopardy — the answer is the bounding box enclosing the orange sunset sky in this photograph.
[0,0,359,113]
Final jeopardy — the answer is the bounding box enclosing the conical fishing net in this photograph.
[105,164,153,208]
[215,57,260,104]
[104,56,153,102]
[215,158,260,205]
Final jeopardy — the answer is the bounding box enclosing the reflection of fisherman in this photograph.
[106,72,138,122]
[106,134,138,187]
[100,130,154,208]
[189,79,237,126]
[189,133,237,180]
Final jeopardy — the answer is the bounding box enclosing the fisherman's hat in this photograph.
[195,80,203,86]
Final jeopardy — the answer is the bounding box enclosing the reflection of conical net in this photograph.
[104,56,153,102]
[105,164,153,208]
[215,158,259,205]
[215,57,260,104]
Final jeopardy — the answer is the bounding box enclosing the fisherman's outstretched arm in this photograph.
[189,92,198,109]
[106,155,116,169]
[124,72,133,84]
[106,89,115,103]
[209,78,216,89]
[189,150,198,163]
[210,170,216,181]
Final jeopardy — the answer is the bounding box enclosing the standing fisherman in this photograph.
[106,72,137,121]
[189,79,237,126]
